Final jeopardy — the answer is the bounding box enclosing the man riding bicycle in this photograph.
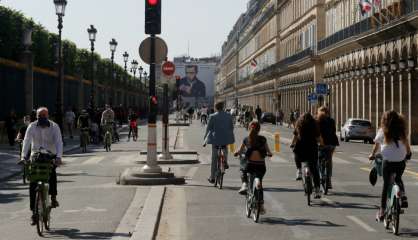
[204,102,235,183]
[21,107,63,225]
[101,104,115,140]
[200,105,208,125]
[78,110,91,148]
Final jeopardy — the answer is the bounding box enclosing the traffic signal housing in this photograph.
[145,0,161,35]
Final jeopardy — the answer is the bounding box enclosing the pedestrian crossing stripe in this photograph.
[82,156,105,165]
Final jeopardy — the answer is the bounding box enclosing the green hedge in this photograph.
[0,6,135,87]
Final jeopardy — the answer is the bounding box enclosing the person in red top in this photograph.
[127,109,138,141]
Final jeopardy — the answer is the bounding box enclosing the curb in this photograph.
[130,186,166,240]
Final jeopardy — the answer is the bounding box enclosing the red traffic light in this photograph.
[147,0,158,6]
[151,96,158,105]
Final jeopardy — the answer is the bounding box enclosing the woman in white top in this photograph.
[369,110,411,220]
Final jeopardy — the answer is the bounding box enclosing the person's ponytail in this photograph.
[248,121,260,147]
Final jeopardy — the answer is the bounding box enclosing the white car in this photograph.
[340,118,375,144]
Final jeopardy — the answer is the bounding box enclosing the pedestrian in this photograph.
[64,108,76,139]
[288,110,295,128]
[5,110,18,146]
[255,105,262,121]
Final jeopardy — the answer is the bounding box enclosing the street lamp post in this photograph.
[23,26,33,114]
[109,38,118,106]
[123,51,129,107]
[138,66,144,91]
[87,25,97,115]
[53,0,67,134]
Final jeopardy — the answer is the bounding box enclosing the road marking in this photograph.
[346,216,377,232]
[351,156,368,163]
[82,156,105,165]
[264,192,311,239]
[322,197,338,207]
[185,166,199,180]
[404,169,418,179]
[333,157,351,164]
[270,155,288,163]
[360,167,371,173]
[114,155,135,165]
[63,157,77,163]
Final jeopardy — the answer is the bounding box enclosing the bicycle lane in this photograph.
[156,121,418,239]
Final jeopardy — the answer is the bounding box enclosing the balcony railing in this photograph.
[318,0,418,51]
[278,47,314,67]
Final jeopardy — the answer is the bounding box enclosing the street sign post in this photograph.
[316,83,328,95]
[159,61,176,161]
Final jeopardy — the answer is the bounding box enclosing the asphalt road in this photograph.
[156,120,418,240]
[0,128,150,240]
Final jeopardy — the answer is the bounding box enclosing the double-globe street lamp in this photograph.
[123,51,129,107]
[109,38,118,106]
[87,25,97,115]
[53,0,67,134]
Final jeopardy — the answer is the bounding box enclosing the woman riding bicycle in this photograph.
[369,110,411,221]
[291,112,321,199]
[234,121,272,215]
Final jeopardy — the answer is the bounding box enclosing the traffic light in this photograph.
[145,0,161,35]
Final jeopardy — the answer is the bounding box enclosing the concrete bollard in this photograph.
[274,132,280,153]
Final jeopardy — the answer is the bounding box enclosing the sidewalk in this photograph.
[0,136,80,182]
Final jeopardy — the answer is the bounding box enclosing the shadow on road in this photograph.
[264,187,303,193]
[0,192,27,204]
[45,228,131,239]
[330,191,379,199]
[399,228,418,238]
[261,217,345,227]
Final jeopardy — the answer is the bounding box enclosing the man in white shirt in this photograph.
[22,107,63,225]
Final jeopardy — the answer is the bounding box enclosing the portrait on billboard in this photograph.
[178,65,206,98]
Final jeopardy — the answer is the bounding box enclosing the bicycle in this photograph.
[318,146,330,195]
[103,123,112,152]
[16,139,27,184]
[302,162,313,206]
[372,154,404,235]
[245,172,263,223]
[214,145,227,189]
[27,150,56,236]
[201,115,208,126]
[80,127,89,153]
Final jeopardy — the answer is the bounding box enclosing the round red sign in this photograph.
[162,61,175,76]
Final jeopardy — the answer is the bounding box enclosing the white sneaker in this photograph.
[238,183,248,195]
[296,169,302,181]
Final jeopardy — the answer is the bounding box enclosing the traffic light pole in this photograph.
[142,34,162,173]
[159,81,173,160]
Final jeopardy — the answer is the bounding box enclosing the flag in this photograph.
[250,58,257,68]
[359,0,372,15]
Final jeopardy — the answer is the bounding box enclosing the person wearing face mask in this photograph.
[21,107,63,225]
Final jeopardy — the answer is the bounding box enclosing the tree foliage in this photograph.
[0,6,135,88]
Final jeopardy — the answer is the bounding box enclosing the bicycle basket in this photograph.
[28,162,51,182]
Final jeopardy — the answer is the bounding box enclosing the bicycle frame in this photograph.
[214,146,226,189]
[246,172,262,222]
[302,162,313,206]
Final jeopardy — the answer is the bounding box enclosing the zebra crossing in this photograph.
[62,153,138,166]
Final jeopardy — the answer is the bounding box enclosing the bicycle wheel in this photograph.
[218,173,224,190]
[35,190,44,236]
[22,165,27,185]
[305,177,312,206]
[245,194,252,218]
[253,190,261,223]
[392,198,400,235]
[44,206,51,231]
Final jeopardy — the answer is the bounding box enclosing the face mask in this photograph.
[38,117,49,126]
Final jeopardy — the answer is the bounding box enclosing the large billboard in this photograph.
[174,60,216,109]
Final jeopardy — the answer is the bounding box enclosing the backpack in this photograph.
[245,136,267,159]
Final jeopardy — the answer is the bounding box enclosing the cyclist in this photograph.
[187,107,194,124]
[101,104,115,144]
[127,109,139,141]
[200,105,208,125]
[21,107,63,225]
[291,112,321,199]
[77,109,90,147]
[316,106,339,188]
[369,110,411,221]
[234,121,272,215]
[204,102,235,184]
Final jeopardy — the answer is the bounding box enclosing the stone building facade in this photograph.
[216,0,418,143]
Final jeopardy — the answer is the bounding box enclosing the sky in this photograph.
[1,0,247,69]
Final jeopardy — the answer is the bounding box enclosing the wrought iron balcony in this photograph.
[278,47,314,67]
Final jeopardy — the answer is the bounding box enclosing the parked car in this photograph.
[340,118,375,144]
[260,112,276,124]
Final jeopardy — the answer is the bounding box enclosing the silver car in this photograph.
[340,119,375,144]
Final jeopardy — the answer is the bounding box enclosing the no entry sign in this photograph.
[162,61,175,76]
